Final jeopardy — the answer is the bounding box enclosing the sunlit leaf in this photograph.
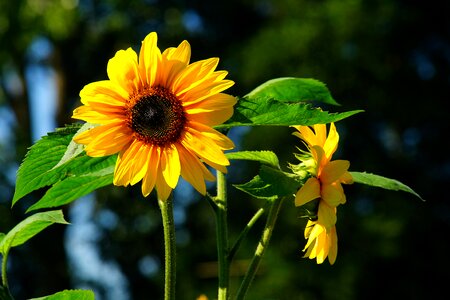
[350,171,424,201]
[226,151,280,168]
[27,166,114,212]
[216,97,362,129]
[234,165,302,200]
[246,77,340,106]
[0,210,68,255]
[13,124,82,205]
[30,289,95,300]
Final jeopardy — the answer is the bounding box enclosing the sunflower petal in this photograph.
[321,160,350,184]
[295,177,321,207]
[156,167,173,201]
[142,146,160,197]
[323,122,339,159]
[160,144,181,188]
[317,202,337,230]
[107,48,142,94]
[177,145,208,194]
[139,32,161,87]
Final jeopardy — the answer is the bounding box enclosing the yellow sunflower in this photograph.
[72,32,236,200]
[291,123,352,264]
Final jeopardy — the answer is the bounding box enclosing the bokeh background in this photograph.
[0,0,448,299]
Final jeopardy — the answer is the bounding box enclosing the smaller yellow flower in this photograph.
[303,220,338,265]
[292,123,352,265]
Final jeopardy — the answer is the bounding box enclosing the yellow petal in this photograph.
[79,80,129,105]
[181,128,229,167]
[75,122,132,157]
[321,160,350,184]
[188,121,235,150]
[107,48,142,94]
[327,226,338,265]
[160,144,181,189]
[129,142,151,186]
[139,32,161,87]
[184,93,237,113]
[172,58,219,95]
[312,124,327,146]
[322,182,346,206]
[113,139,142,186]
[187,107,234,127]
[156,167,173,201]
[142,146,160,197]
[317,202,337,230]
[323,122,339,159]
[295,177,321,207]
[340,171,354,184]
[177,145,208,195]
[163,40,191,65]
[72,105,125,124]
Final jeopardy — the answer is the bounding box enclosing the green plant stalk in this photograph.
[236,197,284,300]
[228,207,266,262]
[215,171,230,300]
[158,194,176,300]
[1,251,9,288]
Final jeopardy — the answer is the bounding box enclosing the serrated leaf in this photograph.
[52,123,95,170]
[234,165,301,200]
[0,210,68,254]
[27,165,114,212]
[350,171,424,201]
[30,289,95,300]
[13,124,82,205]
[246,77,340,106]
[215,97,362,129]
[226,151,280,168]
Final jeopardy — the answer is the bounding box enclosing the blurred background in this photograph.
[0,0,448,299]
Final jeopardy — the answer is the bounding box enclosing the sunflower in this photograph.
[291,123,352,264]
[72,32,236,200]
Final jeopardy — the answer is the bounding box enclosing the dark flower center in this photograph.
[129,86,186,146]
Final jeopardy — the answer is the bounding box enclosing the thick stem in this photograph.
[215,171,229,300]
[236,197,284,300]
[158,194,176,300]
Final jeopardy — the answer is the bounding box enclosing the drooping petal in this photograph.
[327,226,338,265]
[129,142,151,186]
[295,177,321,207]
[113,139,143,186]
[155,166,173,201]
[317,202,337,230]
[141,146,160,197]
[107,48,142,94]
[160,144,181,189]
[177,145,209,194]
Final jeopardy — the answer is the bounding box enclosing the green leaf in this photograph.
[0,210,68,255]
[27,165,114,212]
[226,151,280,168]
[246,77,340,106]
[350,171,424,201]
[30,289,95,300]
[52,123,95,170]
[234,165,301,200]
[13,124,82,205]
[215,97,363,129]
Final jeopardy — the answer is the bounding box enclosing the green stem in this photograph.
[228,207,266,262]
[215,171,229,300]
[158,194,176,300]
[236,197,284,300]
[1,251,8,288]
